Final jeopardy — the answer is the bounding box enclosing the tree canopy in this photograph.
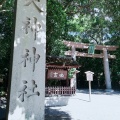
[0,0,14,75]
[0,0,120,89]
[47,0,120,89]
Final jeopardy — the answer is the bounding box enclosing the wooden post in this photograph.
[66,69,69,86]
[89,81,91,102]
[66,78,69,86]
[103,48,112,90]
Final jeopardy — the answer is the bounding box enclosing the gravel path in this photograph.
[1,89,120,120]
[45,89,120,120]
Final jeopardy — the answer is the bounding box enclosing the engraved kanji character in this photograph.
[31,17,41,40]
[18,80,27,102]
[32,47,40,72]
[21,49,31,67]
[22,17,31,34]
[22,17,41,40]
[27,80,40,98]
[25,0,43,13]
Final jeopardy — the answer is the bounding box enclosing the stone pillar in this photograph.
[71,46,77,89]
[70,74,76,88]
[103,48,112,90]
[71,46,76,61]
[7,0,46,120]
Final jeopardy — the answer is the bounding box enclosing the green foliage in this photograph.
[0,0,120,89]
[47,0,120,89]
[0,0,15,75]
[68,68,76,79]
[47,0,66,55]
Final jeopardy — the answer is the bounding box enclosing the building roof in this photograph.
[46,56,80,69]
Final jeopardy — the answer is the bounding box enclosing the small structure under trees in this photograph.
[63,40,119,90]
[45,56,80,96]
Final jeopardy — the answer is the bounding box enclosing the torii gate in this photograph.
[63,40,119,90]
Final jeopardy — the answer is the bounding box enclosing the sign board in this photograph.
[85,71,94,101]
[47,69,67,80]
[88,44,95,54]
[7,0,46,120]
[85,71,94,81]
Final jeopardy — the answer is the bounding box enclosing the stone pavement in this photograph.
[1,89,120,120]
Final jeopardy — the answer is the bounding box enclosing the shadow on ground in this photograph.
[45,107,72,120]
[0,107,72,120]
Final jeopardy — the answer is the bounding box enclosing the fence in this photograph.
[45,86,76,96]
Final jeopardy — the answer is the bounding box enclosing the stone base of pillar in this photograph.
[105,89,114,92]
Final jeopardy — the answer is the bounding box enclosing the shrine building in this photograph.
[45,56,80,96]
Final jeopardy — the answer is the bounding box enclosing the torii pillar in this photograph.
[103,48,112,90]
[71,46,77,89]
